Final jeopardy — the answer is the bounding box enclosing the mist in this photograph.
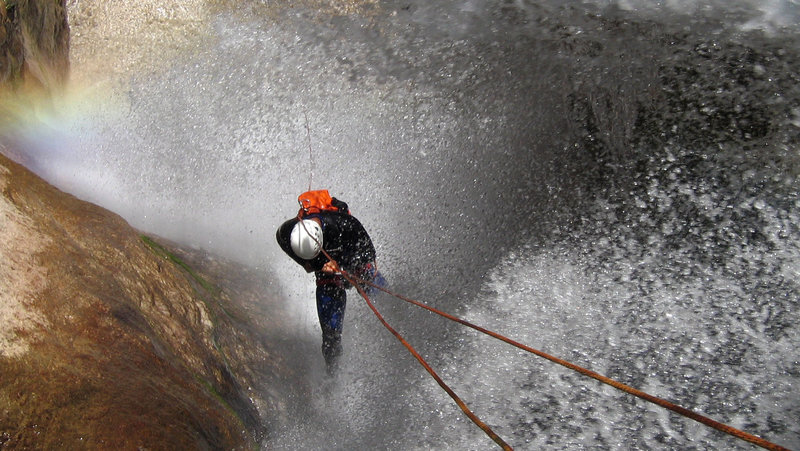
[3,0,799,448]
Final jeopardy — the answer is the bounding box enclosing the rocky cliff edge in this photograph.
[0,151,298,449]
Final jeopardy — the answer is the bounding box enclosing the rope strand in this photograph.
[340,270,513,450]
[304,112,313,191]
[348,274,790,451]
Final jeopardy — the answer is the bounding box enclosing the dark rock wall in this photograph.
[0,0,69,94]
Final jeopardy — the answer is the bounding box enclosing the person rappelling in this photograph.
[276,189,385,374]
[275,193,790,451]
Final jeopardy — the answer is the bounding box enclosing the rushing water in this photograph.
[5,0,800,449]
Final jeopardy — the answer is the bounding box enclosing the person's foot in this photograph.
[322,335,342,375]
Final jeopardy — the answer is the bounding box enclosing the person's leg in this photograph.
[315,276,346,372]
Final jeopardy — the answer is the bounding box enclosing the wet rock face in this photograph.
[0,152,292,448]
[0,0,69,94]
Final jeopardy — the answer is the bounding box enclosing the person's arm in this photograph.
[336,215,376,271]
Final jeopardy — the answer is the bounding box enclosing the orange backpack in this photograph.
[297,189,350,218]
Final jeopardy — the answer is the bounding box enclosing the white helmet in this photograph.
[290,219,323,259]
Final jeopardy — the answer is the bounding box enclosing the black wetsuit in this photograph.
[276,210,380,372]
[276,211,376,275]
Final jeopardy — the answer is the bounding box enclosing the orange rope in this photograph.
[340,269,512,451]
[348,274,791,451]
